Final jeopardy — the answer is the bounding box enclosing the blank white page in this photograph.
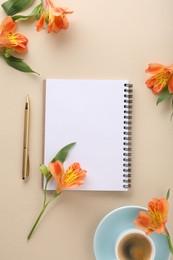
[44,79,129,191]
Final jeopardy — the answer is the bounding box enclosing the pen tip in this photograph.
[25,95,30,109]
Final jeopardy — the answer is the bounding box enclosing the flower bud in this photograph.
[40,164,49,177]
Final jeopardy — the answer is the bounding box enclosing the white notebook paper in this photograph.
[43,79,132,191]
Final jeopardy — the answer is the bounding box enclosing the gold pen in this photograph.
[22,95,30,180]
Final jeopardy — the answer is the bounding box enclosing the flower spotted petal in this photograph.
[148,198,168,224]
[63,162,87,189]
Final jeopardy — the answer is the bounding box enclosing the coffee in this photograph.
[117,233,152,260]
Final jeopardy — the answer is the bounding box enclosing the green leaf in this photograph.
[3,54,39,75]
[156,88,172,105]
[12,3,42,21]
[2,0,35,16]
[166,188,170,200]
[51,142,76,163]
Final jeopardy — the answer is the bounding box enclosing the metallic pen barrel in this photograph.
[22,95,30,180]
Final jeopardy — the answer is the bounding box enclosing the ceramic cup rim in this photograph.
[114,228,156,260]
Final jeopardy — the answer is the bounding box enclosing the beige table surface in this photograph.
[1,0,173,259]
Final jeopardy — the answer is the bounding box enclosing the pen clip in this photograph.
[22,95,30,180]
[26,153,30,178]
[22,147,30,180]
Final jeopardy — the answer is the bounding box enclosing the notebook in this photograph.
[43,79,133,191]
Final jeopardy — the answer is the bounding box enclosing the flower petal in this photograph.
[63,162,87,189]
[134,211,152,234]
[0,16,17,35]
[36,12,46,32]
[152,83,166,94]
[145,63,165,74]
[148,198,168,223]
[168,76,173,94]
[49,160,64,182]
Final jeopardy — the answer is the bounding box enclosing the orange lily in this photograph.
[134,198,169,235]
[28,160,86,240]
[28,143,87,240]
[0,16,28,53]
[145,63,173,94]
[49,160,87,192]
[36,0,73,33]
[134,197,173,254]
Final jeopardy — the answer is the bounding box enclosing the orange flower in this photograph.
[145,63,173,94]
[36,11,46,32]
[134,198,169,235]
[36,0,73,33]
[49,160,87,192]
[0,15,16,35]
[0,16,28,53]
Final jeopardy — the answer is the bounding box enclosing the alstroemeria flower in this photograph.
[49,160,87,192]
[134,198,169,235]
[145,63,173,94]
[28,143,87,240]
[36,0,73,33]
[0,16,28,53]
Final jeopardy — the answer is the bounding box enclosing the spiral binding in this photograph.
[123,83,133,188]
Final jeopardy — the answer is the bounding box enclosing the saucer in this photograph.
[93,206,171,260]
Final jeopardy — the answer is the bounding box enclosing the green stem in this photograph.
[166,232,173,255]
[43,178,49,206]
[41,0,44,9]
[27,193,59,240]
[27,202,49,240]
